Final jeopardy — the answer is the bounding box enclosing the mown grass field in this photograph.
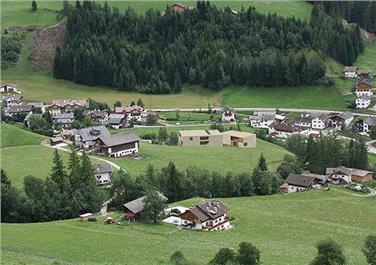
[0,123,47,148]
[2,190,375,265]
[1,0,312,29]
[355,40,376,74]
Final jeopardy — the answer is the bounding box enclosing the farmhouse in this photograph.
[123,192,167,221]
[53,112,74,129]
[353,116,376,133]
[311,113,330,130]
[1,95,23,107]
[326,166,374,184]
[78,126,110,149]
[83,110,109,124]
[221,107,236,123]
[50,136,64,146]
[355,95,371,109]
[293,114,313,129]
[6,104,32,116]
[0,83,20,94]
[180,200,230,231]
[343,66,358,78]
[108,113,127,129]
[249,112,276,129]
[170,2,188,13]
[27,102,45,113]
[179,130,223,147]
[50,99,87,115]
[115,106,143,122]
[280,174,315,193]
[326,112,354,129]
[358,69,370,79]
[355,81,373,97]
[270,123,299,139]
[97,131,141,157]
[94,163,112,185]
[222,130,256,148]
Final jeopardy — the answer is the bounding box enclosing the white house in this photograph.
[280,174,315,193]
[311,113,329,130]
[355,81,373,97]
[343,66,358,78]
[0,83,21,94]
[353,117,376,133]
[355,95,371,109]
[97,131,141,157]
[53,112,74,129]
[249,112,275,129]
[221,107,236,123]
[293,114,313,129]
[94,163,112,185]
[78,126,110,149]
[180,200,230,231]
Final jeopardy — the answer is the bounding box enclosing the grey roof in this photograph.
[344,66,358,72]
[251,113,275,121]
[284,174,315,188]
[123,192,167,214]
[27,102,44,108]
[109,113,125,125]
[326,166,373,177]
[79,126,110,142]
[2,95,22,101]
[357,95,372,100]
[222,106,235,113]
[188,200,228,222]
[55,112,74,119]
[94,163,112,174]
[8,104,32,113]
[338,111,353,120]
[99,131,141,147]
[364,116,376,126]
[311,113,330,121]
[293,116,313,124]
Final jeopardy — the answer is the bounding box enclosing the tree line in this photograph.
[110,154,283,208]
[285,134,369,175]
[318,1,376,34]
[1,148,103,223]
[168,236,376,265]
[53,1,362,94]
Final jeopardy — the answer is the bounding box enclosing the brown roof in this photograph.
[99,131,140,147]
[284,174,315,188]
[274,123,299,133]
[188,200,228,222]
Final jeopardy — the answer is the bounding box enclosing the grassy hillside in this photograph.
[355,40,376,73]
[0,124,46,148]
[112,139,288,177]
[2,190,375,265]
[1,1,312,28]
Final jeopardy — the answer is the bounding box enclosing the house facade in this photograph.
[1,95,23,107]
[311,113,329,130]
[53,112,74,129]
[94,163,112,185]
[78,126,110,149]
[326,166,374,184]
[280,174,315,193]
[115,106,143,122]
[50,99,87,115]
[0,83,20,94]
[179,130,223,147]
[108,113,127,129]
[353,117,376,133]
[249,113,275,129]
[270,123,299,139]
[97,131,141,157]
[344,66,358,78]
[221,107,236,123]
[83,110,109,124]
[355,81,373,97]
[222,130,256,148]
[180,200,230,231]
[356,95,371,109]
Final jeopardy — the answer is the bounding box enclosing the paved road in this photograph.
[348,187,376,197]
[45,144,125,172]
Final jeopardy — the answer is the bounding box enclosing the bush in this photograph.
[88,217,97,222]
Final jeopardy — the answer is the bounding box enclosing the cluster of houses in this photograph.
[122,192,231,232]
[178,129,256,148]
[280,166,374,193]
[343,67,374,109]
[249,110,354,139]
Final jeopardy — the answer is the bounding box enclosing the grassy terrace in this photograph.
[0,123,47,148]
[2,190,375,265]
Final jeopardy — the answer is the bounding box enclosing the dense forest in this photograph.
[53,1,363,94]
[319,1,376,34]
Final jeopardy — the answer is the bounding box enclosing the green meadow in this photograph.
[0,124,47,148]
[2,190,375,265]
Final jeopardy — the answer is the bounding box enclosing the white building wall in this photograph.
[356,90,373,97]
[356,99,371,109]
[108,142,139,158]
[287,185,308,193]
[311,118,326,130]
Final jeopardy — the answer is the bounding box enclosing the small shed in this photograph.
[50,137,64,146]
[79,213,93,221]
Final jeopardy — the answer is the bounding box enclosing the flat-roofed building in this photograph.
[222,130,256,148]
[179,130,223,147]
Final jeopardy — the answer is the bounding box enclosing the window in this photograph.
[189,137,193,141]
[244,142,247,146]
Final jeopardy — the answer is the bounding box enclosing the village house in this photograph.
[60,129,79,142]
[293,113,313,129]
[355,80,373,97]
[358,69,370,80]
[170,2,188,13]
[5,104,32,117]
[27,102,45,114]
[50,136,64,146]
[280,174,315,193]
[179,130,223,147]
[108,113,127,129]
[326,166,374,184]
[1,95,23,108]
[115,106,143,122]
[83,109,109,125]
[180,200,230,231]
[311,113,330,130]
[94,163,112,185]
[355,95,371,109]
[97,131,141,157]
[222,130,256,148]
[123,192,167,221]
[325,112,354,129]
[249,112,276,129]
[53,112,74,129]
[269,123,299,139]
[343,66,358,78]
[221,107,236,123]
[50,99,87,115]
[141,110,157,123]
[78,126,110,149]
[0,83,21,94]
[353,116,376,133]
